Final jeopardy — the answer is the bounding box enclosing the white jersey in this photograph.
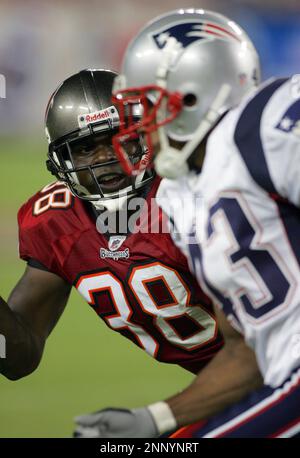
[157,76,300,387]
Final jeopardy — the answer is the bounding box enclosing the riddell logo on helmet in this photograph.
[78,108,112,127]
[85,110,110,122]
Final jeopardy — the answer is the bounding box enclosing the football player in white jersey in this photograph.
[75,9,300,438]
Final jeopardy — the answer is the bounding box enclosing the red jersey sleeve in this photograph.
[17,183,74,282]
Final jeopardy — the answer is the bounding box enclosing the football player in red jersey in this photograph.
[0,69,223,437]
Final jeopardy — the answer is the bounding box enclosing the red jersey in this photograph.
[18,177,223,374]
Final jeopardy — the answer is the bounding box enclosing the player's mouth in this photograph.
[97,172,128,193]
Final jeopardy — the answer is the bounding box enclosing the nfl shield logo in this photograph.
[108,236,127,252]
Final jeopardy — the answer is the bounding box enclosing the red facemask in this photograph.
[112,85,183,176]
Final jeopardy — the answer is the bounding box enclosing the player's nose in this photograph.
[92,146,117,164]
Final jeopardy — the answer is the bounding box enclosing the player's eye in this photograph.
[73,142,96,156]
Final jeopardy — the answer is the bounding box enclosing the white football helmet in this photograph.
[112,9,261,179]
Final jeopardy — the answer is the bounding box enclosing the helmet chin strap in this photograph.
[60,157,136,212]
[92,191,133,212]
[155,83,231,179]
[91,170,147,213]
[62,147,149,212]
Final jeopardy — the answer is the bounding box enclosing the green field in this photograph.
[0,137,193,437]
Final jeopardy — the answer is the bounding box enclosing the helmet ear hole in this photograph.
[183,93,197,107]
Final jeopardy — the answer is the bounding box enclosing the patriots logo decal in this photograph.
[152,20,241,50]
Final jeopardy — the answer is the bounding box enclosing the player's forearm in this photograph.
[166,338,263,427]
[0,296,44,380]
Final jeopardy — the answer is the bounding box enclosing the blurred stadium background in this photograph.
[0,0,299,437]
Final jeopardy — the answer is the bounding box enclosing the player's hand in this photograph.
[73,407,159,438]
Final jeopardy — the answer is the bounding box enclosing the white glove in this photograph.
[74,402,177,438]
